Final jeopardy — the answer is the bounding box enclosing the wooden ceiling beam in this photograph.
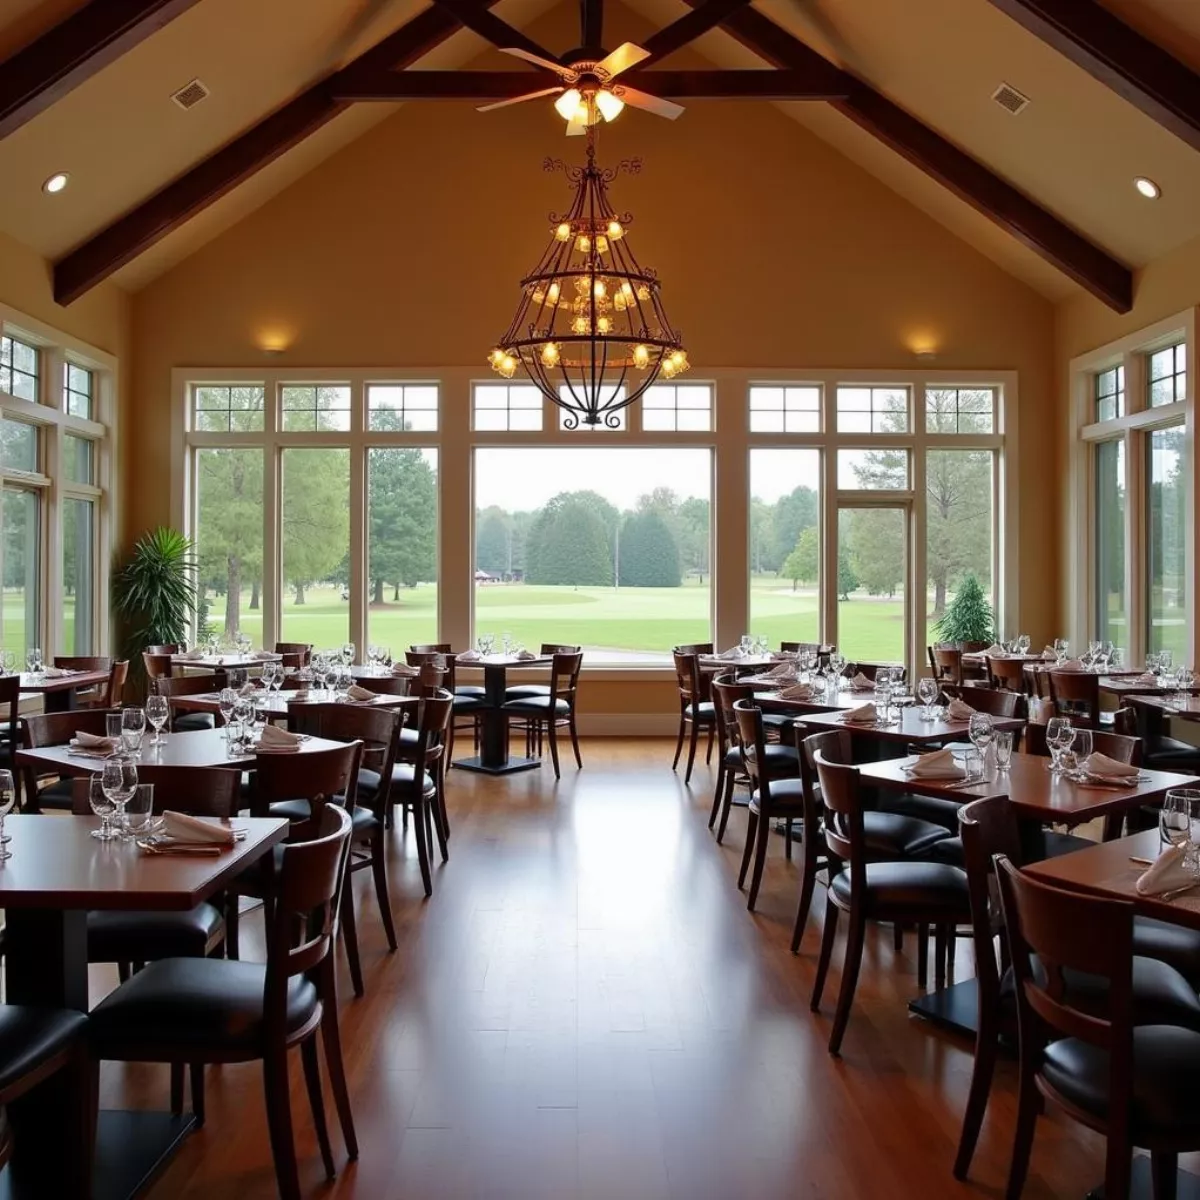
[53,0,499,305]
[987,0,1200,153]
[698,2,1133,312]
[0,0,202,141]
[429,0,556,62]
[640,0,752,65]
[581,0,603,51]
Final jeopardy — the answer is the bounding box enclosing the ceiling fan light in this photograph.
[594,90,624,123]
[555,88,583,121]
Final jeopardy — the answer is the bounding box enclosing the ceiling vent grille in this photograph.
[991,82,1030,115]
[171,79,210,111]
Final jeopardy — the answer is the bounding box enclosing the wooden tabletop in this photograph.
[16,669,110,694]
[1026,829,1200,932]
[699,654,781,672]
[754,686,873,714]
[1127,695,1200,722]
[0,814,287,911]
[795,706,1024,746]
[172,653,281,670]
[1098,677,1200,696]
[859,751,1200,825]
[16,727,348,776]
[170,690,417,716]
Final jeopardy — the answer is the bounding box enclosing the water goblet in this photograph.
[502,632,513,656]
[739,635,752,657]
[123,784,155,840]
[994,731,1013,771]
[968,712,995,770]
[121,707,146,757]
[101,757,138,835]
[88,773,118,841]
[1177,665,1196,707]
[145,695,169,745]
[1162,790,1192,855]
[917,676,939,721]
[1017,634,1031,655]
[0,770,14,860]
[1,650,13,675]
[342,642,355,666]
[25,647,42,675]
[1067,727,1093,776]
[218,687,238,738]
[1045,716,1072,773]
[1161,649,1175,673]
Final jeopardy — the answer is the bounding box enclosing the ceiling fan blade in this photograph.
[501,47,574,79]
[595,42,650,81]
[566,116,588,136]
[615,86,684,120]
[477,87,563,113]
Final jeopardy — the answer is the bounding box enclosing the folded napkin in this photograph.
[1135,672,1159,685]
[75,730,117,751]
[985,643,1006,656]
[843,703,876,724]
[909,748,966,779]
[40,666,69,678]
[1083,752,1138,780]
[850,672,875,691]
[1057,659,1085,671]
[345,684,376,702]
[764,660,798,679]
[778,683,813,700]
[255,725,302,752]
[162,810,235,846]
[1136,845,1195,896]
[516,649,537,661]
[946,696,976,720]
[177,649,204,661]
[456,649,481,662]
[253,650,275,660]
[717,647,741,660]
[391,663,418,677]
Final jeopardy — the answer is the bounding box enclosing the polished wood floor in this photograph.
[91,738,1146,1197]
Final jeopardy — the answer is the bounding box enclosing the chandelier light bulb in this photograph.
[593,279,607,299]
[555,89,583,122]
[632,344,651,370]
[499,354,518,378]
[555,222,572,241]
[547,282,560,304]
[594,90,625,124]
[576,234,592,254]
[607,220,624,241]
[540,342,560,367]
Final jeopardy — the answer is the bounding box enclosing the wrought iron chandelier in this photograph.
[489,126,688,428]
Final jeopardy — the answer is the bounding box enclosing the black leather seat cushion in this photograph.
[881,792,962,832]
[31,777,73,811]
[750,777,806,817]
[1143,736,1200,769]
[174,712,215,733]
[452,694,483,712]
[723,744,799,774]
[89,958,318,1059]
[455,685,487,698]
[267,800,376,837]
[87,904,223,963]
[761,712,793,731]
[861,811,952,858]
[1041,1026,1200,1139]
[501,696,570,716]
[684,701,715,721]
[1134,917,1200,988]
[926,836,964,867]
[505,684,549,700]
[356,765,435,802]
[0,1006,88,1094]
[830,861,969,915]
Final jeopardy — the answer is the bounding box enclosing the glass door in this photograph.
[835,505,909,669]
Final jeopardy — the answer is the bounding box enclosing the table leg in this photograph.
[42,688,80,715]
[454,665,540,776]
[5,909,88,1010]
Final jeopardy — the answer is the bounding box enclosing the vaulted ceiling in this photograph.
[2,0,1199,308]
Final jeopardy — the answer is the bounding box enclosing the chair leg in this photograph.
[569,713,582,768]
[262,1047,301,1200]
[811,898,839,1012]
[117,962,131,984]
[953,1024,999,1180]
[709,761,726,829]
[225,897,240,960]
[671,710,686,769]
[737,809,760,890]
[715,772,737,844]
[430,791,449,864]
[1150,1152,1178,1200]
[934,925,947,990]
[300,1037,336,1181]
[893,924,904,953]
[1005,1067,1040,1200]
[1103,1139,1132,1200]
[370,833,398,952]
[828,909,866,1056]
[321,973,359,1160]
[684,717,701,785]
[791,838,819,954]
[170,1063,184,1116]
[916,923,929,989]
[746,809,772,911]
[340,874,365,999]
[705,721,715,764]
[413,800,433,898]
[547,714,561,780]
[785,819,793,862]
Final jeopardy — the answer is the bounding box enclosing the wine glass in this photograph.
[0,770,15,860]
[230,697,252,749]
[88,773,118,841]
[1046,716,1071,773]
[1017,633,1031,656]
[249,696,268,742]
[502,632,513,656]
[1,649,13,675]
[917,676,939,721]
[145,695,169,745]
[1176,665,1196,708]
[217,687,237,738]
[124,783,155,840]
[994,731,1014,771]
[121,707,146,757]
[342,642,355,666]
[1161,789,1191,855]
[25,647,42,675]
[101,757,137,835]
[968,712,995,766]
[1066,727,1092,776]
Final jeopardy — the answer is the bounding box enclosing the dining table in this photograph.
[451,653,552,775]
[170,653,281,672]
[0,813,288,1200]
[794,705,1025,758]
[16,668,112,713]
[168,688,418,719]
[1127,694,1200,722]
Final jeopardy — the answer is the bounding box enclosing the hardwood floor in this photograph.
[92,738,1147,1197]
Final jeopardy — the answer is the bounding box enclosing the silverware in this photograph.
[1130,856,1155,866]
[136,840,223,856]
[1160,882,1200,902]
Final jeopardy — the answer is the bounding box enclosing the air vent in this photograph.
[171,79,210,111]
[991,82,1030,115]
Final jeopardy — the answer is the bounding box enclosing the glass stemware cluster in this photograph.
[1045,717,1094,777]
[366,644,393,671]
[1159,789,1200,873]
[90,756,138,841]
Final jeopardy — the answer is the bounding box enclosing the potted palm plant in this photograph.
[932,573,994,647]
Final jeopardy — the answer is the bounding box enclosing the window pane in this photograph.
[474,448,711,662]
[2,489,39,661]
[281,448,349,646]
[1095,440,1126,655]
[1,419,37,473]
[926,450,994,647]
[1095,366,1124,422]
[837,448,909,489]
[63,362,93,418]
[281,385,351,432]
[62,498,94,654]
[195,448,264,647]
[925,387,995,434]
[472,383,542,432]
[1147,426,1187,659]
[193,385,264,433]
[749,449,820,646]
[366,447,438,653]
[368,384,438,432]
[0,335,39,403]
[63,435,93,485]
[839,506,906,664]
[748,385,821,433]
[836,386,909,433]
[641,384,712,432]
[1148,343,1186,409]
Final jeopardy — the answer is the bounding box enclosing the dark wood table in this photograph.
[453,654,551,775]
[1128,694,1200,722]
[17,669,112,713]
[0,813,287,1200]
[169,689,417,719]
[171,653,281,672]
[1099,677,1200,698]
[794,705,1024,752]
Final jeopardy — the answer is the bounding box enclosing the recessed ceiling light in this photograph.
[42,172,69,194]
[1134,176,1161,199]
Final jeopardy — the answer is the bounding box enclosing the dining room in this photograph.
[2,0,1200,1197]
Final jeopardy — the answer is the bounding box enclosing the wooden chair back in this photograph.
[410,644,451,654]
[673,643,714,656]
[146,644,181,656]
[1047,670,1101,727]
[274,642,312,665]
[549,651,583,704]
[352,674,411,697]
[711,676,752,759]
[21,708,114,803]
[929,645,963,685]
[986,656,1027,693]
[142,652,173,680]
[797,728,851,833]
[391,692,453,805]
[1021,724,1137,764]
[672,651,708,708]
[71,765,240,818]
[0,675,19,761]
[845,662,907,685]
[105,661,129,707]
[278,652,306,671]
[54,656,112,673]
[250,741,363,841]
[812,751,865,877]
[404,652,449,695]
[947,685,1024,719]
[540,643,581,655]
[286,705,399,816]
[152,672,222,698]
[732,700,769,794]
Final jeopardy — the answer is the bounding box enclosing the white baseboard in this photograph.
[576,713,678,737]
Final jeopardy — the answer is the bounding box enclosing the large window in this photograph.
[0,335,38,402]
[1094,440,1126,653]
[1148,427,1186,658]
[2,489,39,660]
[62,498,94,655]
[1148,344,1186,409]
[473,447,711,662]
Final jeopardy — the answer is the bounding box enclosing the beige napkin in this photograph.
[843,703,876,723]
[1083,752,1138,780]
[255,725,301,752]
[946,696,976,720]
[162,811,235,845]
[717,647,741,660]
[516,649,537,661]
[909,748,966,779]
[849,672,874,691]
[253,650,275,660]
[177,649,204,661]
[345,684,376,702]
[1057,659,1085,671]
[75,729,116,750]
[1136,845,1194,896]
[985,643,1006,656]
[765,661,797,679]
[778,683,813,700]
[456,649,481,662]
[391,663,418,677]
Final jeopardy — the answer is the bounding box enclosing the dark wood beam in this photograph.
[0,0,202,140]
[332,68,850,102]
[581,0,603,51]
[698,2,1133,312]
[429,0,556,62]
[640,0,752,64]
[987,0,1200,153]
[54,1,498,305]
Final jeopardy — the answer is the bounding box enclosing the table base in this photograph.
[0,1109,195,1200]
[1086,1156,1200,1198]
[907,979,978,1038]
[453,754,542,776]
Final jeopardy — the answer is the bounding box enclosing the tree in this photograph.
[367,445,437,601]
[837,541,860,601]
[782,526,819,590]
[933,573,994,644]
[677,497,710,580]
[749,498,774,574]
[476,507,512,576]
[925,447,993,616]
[282,447,349,604]
[848,508,906,597]
[525,492,613,586]
[195,447,263,636]
[618,510,681,587]
[770,486,818,570]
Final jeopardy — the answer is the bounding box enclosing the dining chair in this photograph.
[283,705,401,993]
[1125,696,1200,774]
[674,642,714,656]
[52,655,113,708]
[411,650,484,756]
[88,804,357,1200]
[505,644,582,701]
[18,708,115,812]
[0,675,19,775]
[671,650,716,784]
[274,642,312,666]
[146,644,181,656]
[844,662,908,686]
[151,672,223,732]
[952,796,1200,1182]
[709,677,768,841]
[501,652,584,778]
[986,656,1028,693]
[104,660,130,708]
[996,855,1200,1200]
[944,684,1024,720]
[1047,669,1105,727]
[929,645,963,686]
[142,652,174,682]
[811,751,970,1055]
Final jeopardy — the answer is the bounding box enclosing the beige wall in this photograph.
[126,74,1059,714]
